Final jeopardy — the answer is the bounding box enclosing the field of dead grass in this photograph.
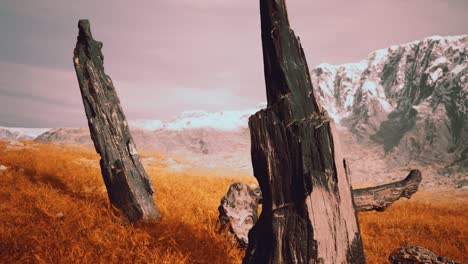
[0,140,466,263]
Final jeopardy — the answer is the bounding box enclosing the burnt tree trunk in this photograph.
[353,170,422,212]
[73,20,159,222]
[243,1,365,263]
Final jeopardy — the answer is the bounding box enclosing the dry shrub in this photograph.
[0,141,466,263]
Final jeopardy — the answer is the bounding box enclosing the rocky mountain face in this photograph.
[311,35,467,175]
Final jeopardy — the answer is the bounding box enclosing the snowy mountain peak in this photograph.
[312,35,467,127]
[312,34,467,174]
[0,126,50,140]
[129,107,262,131]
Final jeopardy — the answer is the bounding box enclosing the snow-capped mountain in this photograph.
[129,105,265,131]
[312,35,467,172]
[0,126,50,141]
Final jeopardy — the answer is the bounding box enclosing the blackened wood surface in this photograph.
[73,20,159,222]
[243,0,365,263]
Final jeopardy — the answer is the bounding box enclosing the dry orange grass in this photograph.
[0,140,466,263]
[359,191,468,263]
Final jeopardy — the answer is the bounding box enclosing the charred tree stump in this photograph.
[73,20,159,222]
[389,245,461,264]
[243,1,365,263]
[353,170,422,212]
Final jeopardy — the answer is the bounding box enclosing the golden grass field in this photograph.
[0,141,466,263]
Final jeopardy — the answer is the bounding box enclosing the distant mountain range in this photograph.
[0,126,49,141]
[312,35,467,175]
[1,35,466,189]
[129,104,265,131]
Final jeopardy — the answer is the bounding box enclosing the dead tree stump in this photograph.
[73,20,159,222]
[243,1,365,263]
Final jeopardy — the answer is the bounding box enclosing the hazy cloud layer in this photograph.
[1,0,467,127]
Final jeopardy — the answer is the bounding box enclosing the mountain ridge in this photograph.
[311,34,467,172]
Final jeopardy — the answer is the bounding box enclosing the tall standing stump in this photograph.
[73,20,159,222]
[243,1,365,263]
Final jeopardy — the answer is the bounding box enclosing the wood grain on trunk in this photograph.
[73,20,159,222]
[243,1,365,263]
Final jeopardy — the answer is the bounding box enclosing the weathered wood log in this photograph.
[220,170,421,248]
[73,20,159,222]
[243,0,365,263]
[389,245,461,264]
[353,170,422,212]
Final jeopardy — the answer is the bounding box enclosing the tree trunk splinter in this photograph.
[73,20,159,222]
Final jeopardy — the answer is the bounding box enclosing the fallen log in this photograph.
[389,245,461,264]
[353,170,422,212]
[219,170,422,247]
[243,0,365,262]
[73,20,159,222]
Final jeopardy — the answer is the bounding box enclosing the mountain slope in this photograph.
[312,35,467,172]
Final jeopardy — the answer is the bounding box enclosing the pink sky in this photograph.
[0,0,467,127]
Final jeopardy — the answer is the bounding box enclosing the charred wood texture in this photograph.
[243,1,365,263]
[354,170,422,212]
[73,20,159,222]
[389,245,461,264]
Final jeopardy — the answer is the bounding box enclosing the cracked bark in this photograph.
[243,1,365,263]
[73,20,159,222]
